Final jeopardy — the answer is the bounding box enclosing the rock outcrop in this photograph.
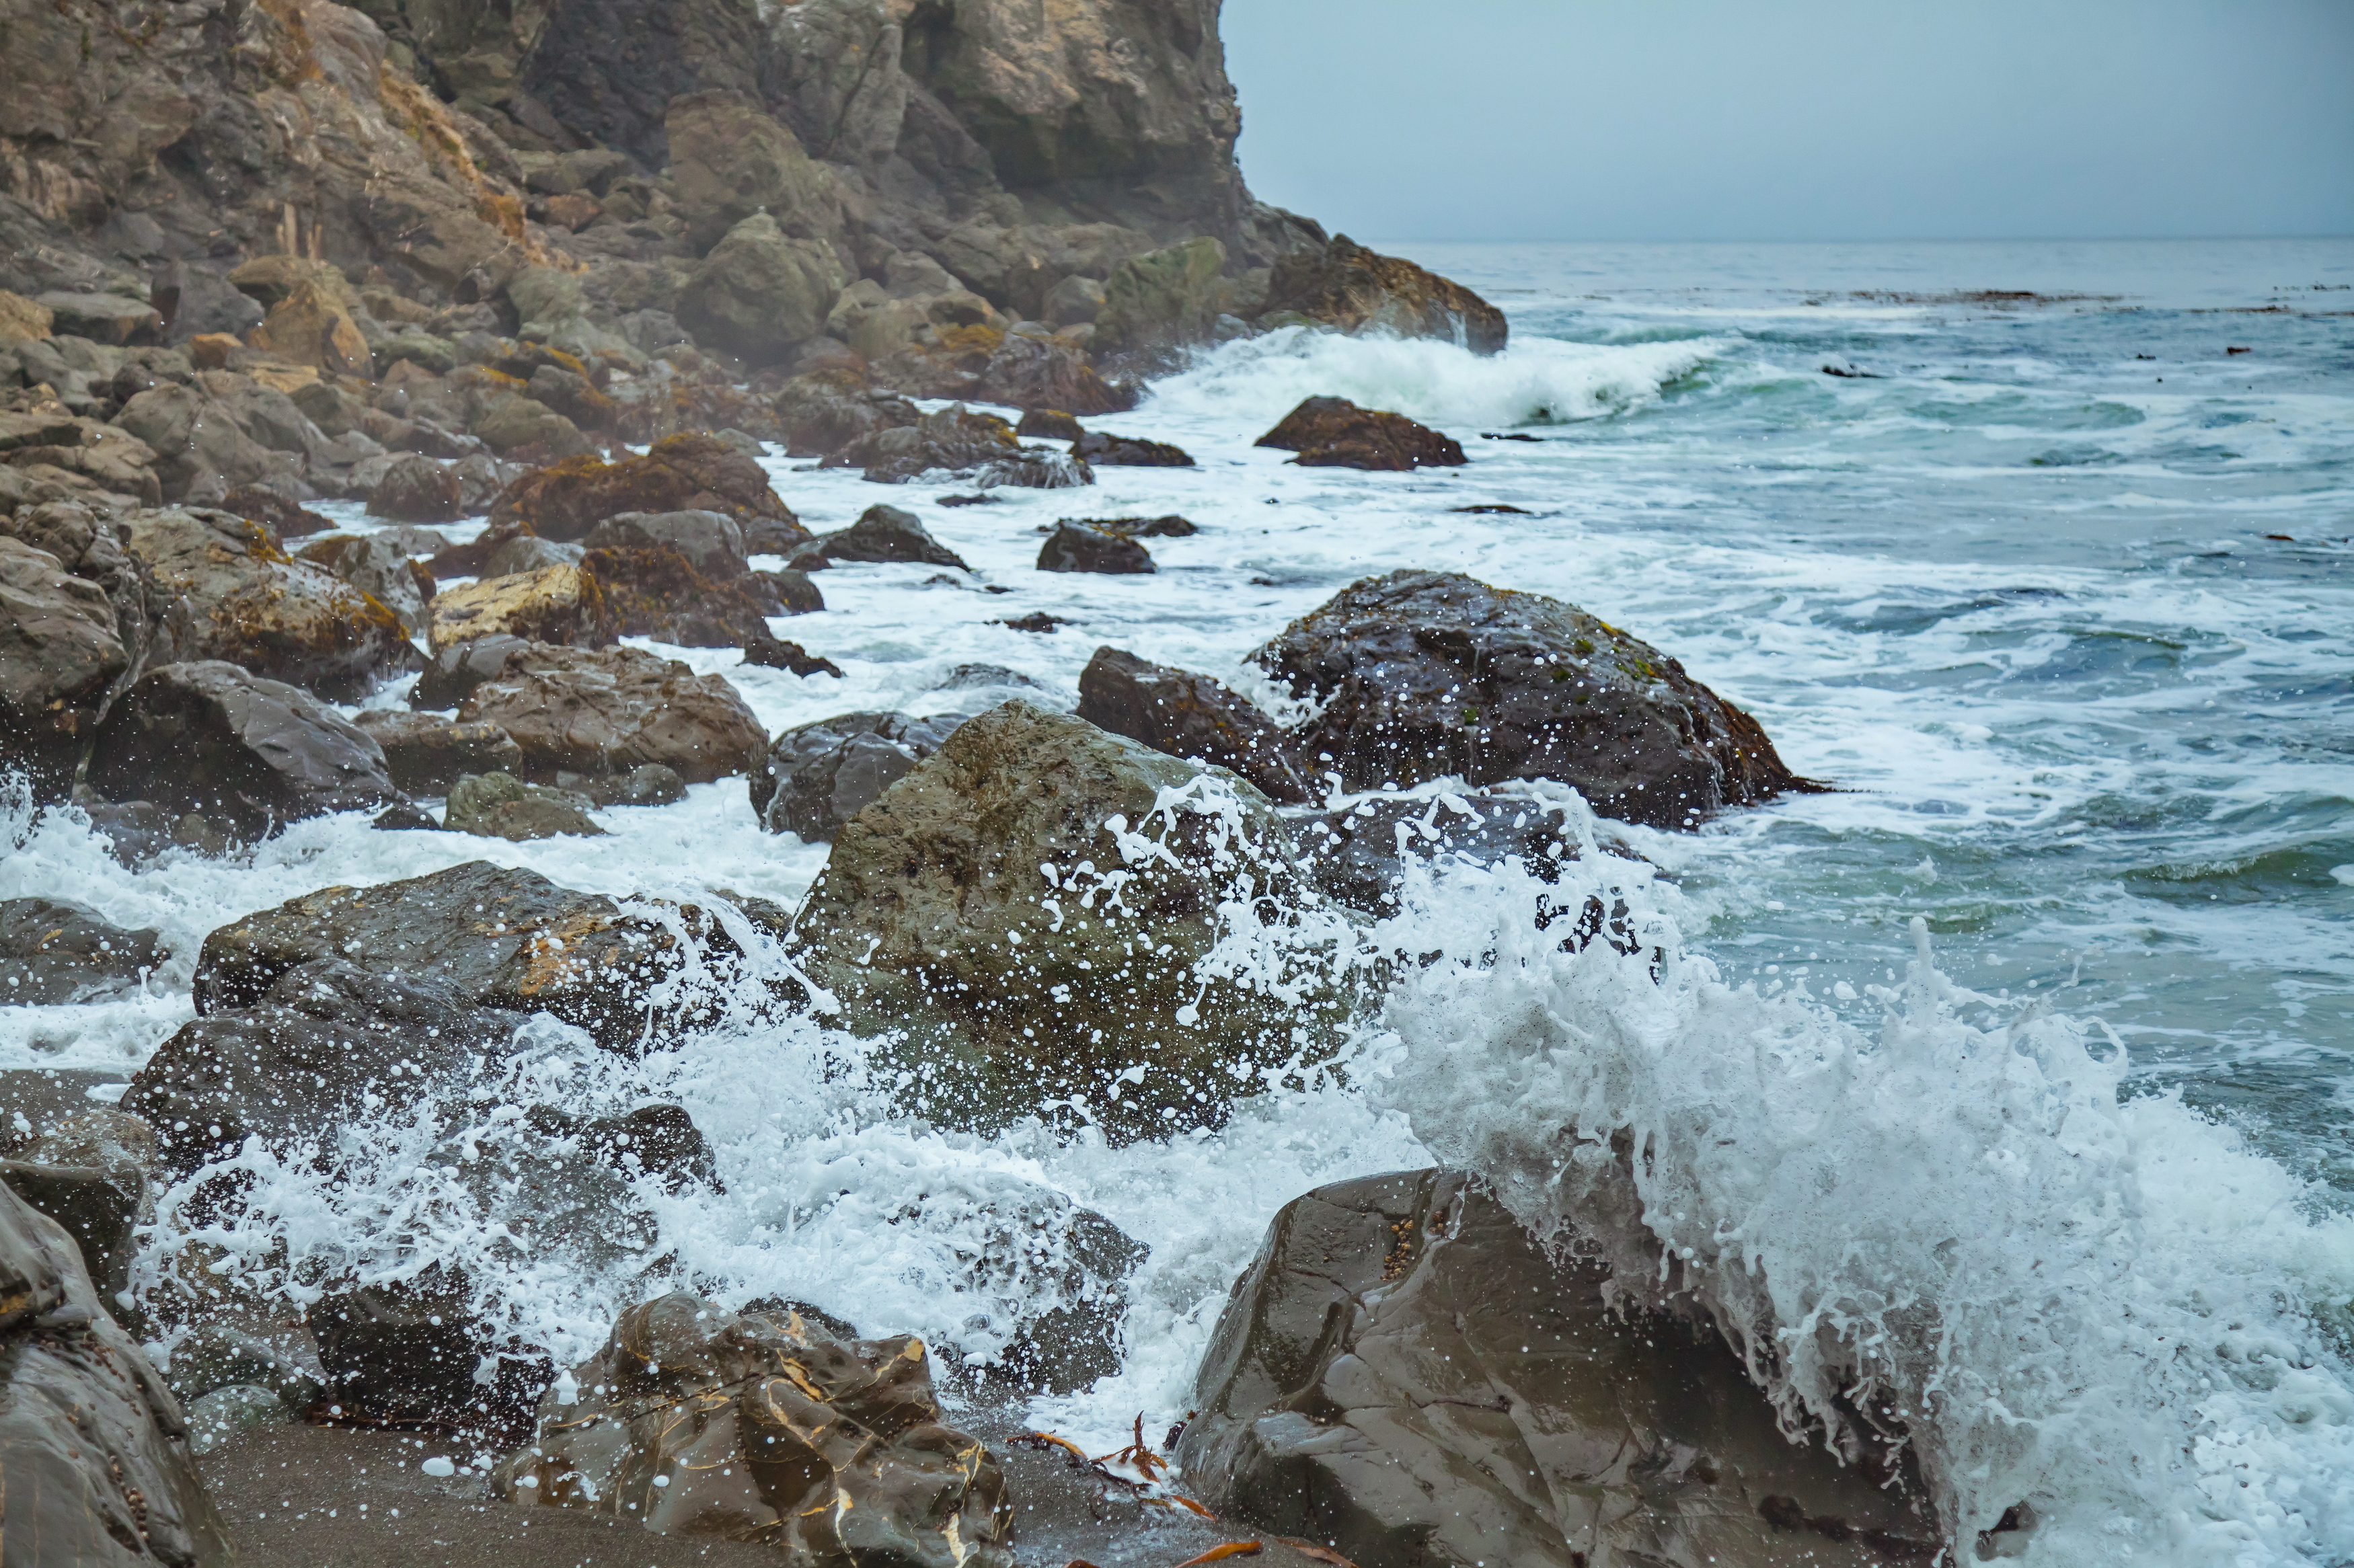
[1037,520,1155,575]
[0,535,128,795]
[1178,1169,1939,1568]
[495,1293,1012,1565]
[488,433,803,545]
[1255,572,1809,828]
[1255,396,1467,471]
[1265,235,1510,354]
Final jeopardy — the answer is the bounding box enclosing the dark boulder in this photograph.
[582,509,749,580]
[410,633,533,711]
[0,536,127,797]
[1263,234,1510,354]
[1,502,176,742]
[808,504,971,571]
[488,432,805,545]
[741,631,843,678]
[967,331,1137,416]
[1256,572,1809,828]
[1076,648,1309,804]
[1015,408,1087,442]
[1255,395,1466,471]
[444,771,605,840]
[494,1293,1012,1563]
[0,1159,143,1308]
[456,643,769,784]
[750,711,964,842]
[294,531,434,637]
[1037,521,1153,575]
[758,567,825,613]
[351,711,525,793]
[365,453,465,523]
[1178,1170,1938,1568]
[828,403,1018,483]
[215,484,334,541]
[0,1178,233,1567]
[0,898,165,1005]
[311,1267,541,1431]
[1301,787,1639,914]
[1071,430,1193,467]
[1074,513,1197,537]
[85,662,406,838]
[772,370,919,460]
[582,543,783,647]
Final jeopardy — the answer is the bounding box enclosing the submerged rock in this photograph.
[1071,430,1194,467]
[495,1294,1012,1565]
[1077,648,1309,804]
[790,701,1341,1140]
[0,898,164,1005]
[1179,1169,1938,1568]
[456,643,768,785]
[1256,571,1809,828]
[750,711,965,843]
[1254,395,1466,471]
[1264,234,1510,354]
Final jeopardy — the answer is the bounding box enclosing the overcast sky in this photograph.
[1223,0,2354,241]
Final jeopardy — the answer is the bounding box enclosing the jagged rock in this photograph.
[1077,648,1308,803]
[121,508,414,697]
[1256,571,1810,828]
[790,701,1336,1140]
[582,509,748,580]
[829,403,1018,483]
[741,631,843,677]
[1072,430,1193,467]
[582,543,781,647]
[1,502,174,726]
[494,1293,1012,1563]
[1179,1170,1938,1568]
[246,281,371,376]
[489,432,803,544]
[807,504,971,570]
[1037,521,1153,575]
[295,532,434,636]
[352,711,525,793]
[0,1177,233,1567]
[84,662,406,838]
[1264,235,1510,354]
[428,563,615,656]
[457,643,767,783]
[36,291,161,346]
[366,453,466,522]
[0,536,128,797]
[1096,237,1227,354]
[749,711,964,843]
[445,771,605,840]
[0,899,164,1006]
[966,331,1137,415]
[1255,395,1466,471]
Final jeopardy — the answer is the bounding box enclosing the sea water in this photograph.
[3,237,2349,1563]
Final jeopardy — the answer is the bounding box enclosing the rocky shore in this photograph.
[0,3,1954,1565]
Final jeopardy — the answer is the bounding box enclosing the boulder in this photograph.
[664,90,839,251]
[1077,648,1309,804]
[1042,275,1106,327]
[828,403,1017,483]
[113,383,284,501]
[482,530,586,578]
[309,1268,538,1429]
[1264,235,1510,355]
[1178,1170,1938,1568]
[186,862,769,1054]
[1303,788,1636,915]
[474,394,593,459]
[741,631,843,677]
[973,447,1094,489]
[1073,513,1197,538]
[2,501,175,703]
[808,504,970,570]
[488,432,803,545]
[0,1157,144,1306]
[1016,407,1087,442]
[582,509,748,580]
[85,662,406,838]
[677,213,848,366]
[0,1178,233,1567]
[772,370,919,460]
[966,331,1137,416]
[245,280,371,376]
[409,633,535,710]
[427,564,615,656]
[494,1293,1012,1565]
[0,536,127,796]
[1095,237,1227,354]
[36,291,162,346]
[1255,571,1809,828]
[121,508,414,697]
[457,643,767,784]
[0,290,54,342]
[1037,521,1153,575]
[584,544,783,647]
[759,567,824,613]
[295,532,434,635]
[0,898,165,1005]
[445,771,605,840]
[1254,395,1466,471]
[749,711,965,843]
[352,711,525,793]
[1072,430,1193,467]
[790,701,1335,1140]
[365,453,466,522]
[215,483,334,539]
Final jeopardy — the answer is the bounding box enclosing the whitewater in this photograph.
[4,237,2350,1564]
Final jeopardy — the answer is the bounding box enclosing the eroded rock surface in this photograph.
[1265,235,1509,354]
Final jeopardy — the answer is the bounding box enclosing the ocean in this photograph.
[5,236,2350,1564]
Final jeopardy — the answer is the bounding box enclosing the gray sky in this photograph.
[1223,0,2354,241]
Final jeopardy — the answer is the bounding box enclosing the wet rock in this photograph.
[482,530,586,578]
[1071,430,1194,467]
[1300,788,1642,914]
[489,432,804,545]
[428,564,616,656]
[1080,514,1199,538]
[790,701,1336,1140]
[741,631,843,678]
[758,567,825,614]
[0,536,127,797]
[366,453,466,523]
[772,370,919,460]
[938,664,1042,693]
[994,611,1068,633]
[494,1293,1012,1565]
[1263,234,1509,354]
[445,771,606,840]
[85,662,405,839]
[830,403,1018,484]
[295,532,434,636]
[585,544,784,648]
[457,643,768,784]
[214,483,334,539]
[1254,395,1466,471]
[184,1385,286,1454]
[312,1267,539,1429]
[1179,1169,1937,1568]
[966,331,1137,416]
[582,509,748,581]
[806,504,971,571]
[519,1102,716,1192]
[0,1159,143,1308]
[974,447,1094,489]
[160,1320,325,1416]
[578,763,688,808]
[1016,408,1087,442]
[1077,648,1309,804]
[1095,237,1227,355]
[0,1177,233,1567]
[1038,521,1154,575]
[749,712,965,843]
[677,212,848,366]
[352,713,525,793]
[0,898,164,1005]
[410,633,534,710]
[1256,571,1809,828]
[121,508,415,697]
